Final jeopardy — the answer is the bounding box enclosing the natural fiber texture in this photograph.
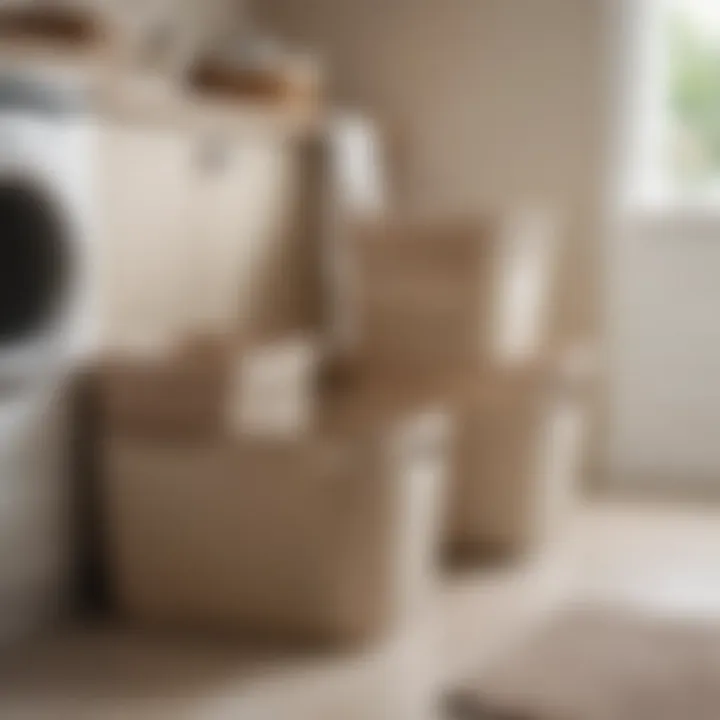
[447,606,720,720]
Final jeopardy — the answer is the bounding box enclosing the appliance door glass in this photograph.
[0,182,71,344]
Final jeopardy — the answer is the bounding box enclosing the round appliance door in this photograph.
[0,179,73,346]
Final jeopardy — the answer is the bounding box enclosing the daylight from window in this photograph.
[667,0,720,190]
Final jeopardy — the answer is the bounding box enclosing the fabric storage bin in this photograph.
[445,361,587,558]
[350,211,559,376]
[98,336,228,441]
[103,389,452,645]
[99,333,322,442]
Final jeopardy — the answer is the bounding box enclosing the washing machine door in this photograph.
[0,104,96,384]
[0,178,73,346]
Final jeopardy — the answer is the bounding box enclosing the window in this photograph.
[667,0,720,190]
[629,0,720,204]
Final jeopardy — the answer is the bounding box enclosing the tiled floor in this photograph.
[2,502,720,719]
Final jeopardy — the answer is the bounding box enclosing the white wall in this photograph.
[602,0,720,491]
[608,215,720,487]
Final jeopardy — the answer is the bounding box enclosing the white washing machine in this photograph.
[0,69,97,644]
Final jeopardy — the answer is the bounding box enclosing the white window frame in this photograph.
[620,0,720,215]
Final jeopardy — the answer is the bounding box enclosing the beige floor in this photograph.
[2,502,720,719]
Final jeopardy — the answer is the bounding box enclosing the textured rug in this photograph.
[447,605,720,720]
